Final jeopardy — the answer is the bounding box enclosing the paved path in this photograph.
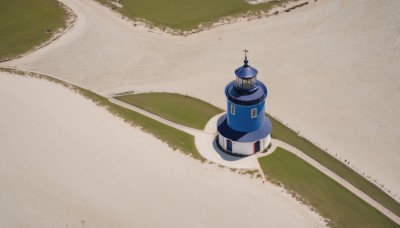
[0,70,396,224]
[196,113,261,169]
[110,98,400,224]
[109,98,260,169]
[109,97,202,136]
[257,139,400,225]
[3,0,400,201]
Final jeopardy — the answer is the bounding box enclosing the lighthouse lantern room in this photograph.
[217,51,272,156]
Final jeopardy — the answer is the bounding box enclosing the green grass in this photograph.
[258,147,398,227]
[0,0,67,61]
[3,67,398,224]
[0,68,205,162]
[115,93,222,130]
[0,0,293,59]
[116,92,400,218]
[267,114,400,217]
[94,0,291,31]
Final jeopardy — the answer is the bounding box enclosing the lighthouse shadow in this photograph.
[212,136,247,161]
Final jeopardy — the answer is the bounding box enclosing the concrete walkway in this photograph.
[109,98,400,224]
[109,98,202,136]
[109,98,260,169]
[257,139,400,225]
[196,113,261,169]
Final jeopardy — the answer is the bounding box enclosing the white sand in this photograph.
[0,72,324,227]
[1,0,399,197]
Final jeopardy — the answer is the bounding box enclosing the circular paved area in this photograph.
[194,113,261,169]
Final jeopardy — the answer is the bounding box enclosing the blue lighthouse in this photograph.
[217,52,272,155]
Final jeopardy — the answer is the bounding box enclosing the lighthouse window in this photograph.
[231,104,235,115]
[251,108,257,118]
[243,78,252,89]
[235,77,257,90]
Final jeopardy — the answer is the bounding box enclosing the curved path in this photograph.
[257,140,400,225]
[2,0,399,197]
[0,0,398,224]
[109,98,260,169]
[109,97,202,136]
[2,67,398,224]
[1,71,328,228]
[109,98,400,224]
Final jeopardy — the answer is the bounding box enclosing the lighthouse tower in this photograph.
[217,52,272,156]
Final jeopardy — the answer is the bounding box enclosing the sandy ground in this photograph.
[1,0,399,199]
[0,72,324,227]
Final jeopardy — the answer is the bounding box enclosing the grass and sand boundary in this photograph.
[115,92,222,130]
[0,68,203,162]
[268,114,400,217]
[115,92,400,225]
[0,0,396,225]
[1,68,399,225]
[0,0,309,61]
[259,147,398,227]
[94,0,308,34]
[0,0,75,62]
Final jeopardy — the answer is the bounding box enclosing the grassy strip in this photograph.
[0,0,68,61]
[2,68,398,221]
[0,68,205,162]
[93,0,294,31]
[111,92,400,216]
[267,114,400,216]
[116,92,400,216]
[258,147,397,227]
[115,93,222,130]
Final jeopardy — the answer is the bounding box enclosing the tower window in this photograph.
[231,104,235,115]
[235,77,257,90]
[251,108,257,118]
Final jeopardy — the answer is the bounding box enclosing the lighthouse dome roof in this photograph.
[234,58,258,79]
